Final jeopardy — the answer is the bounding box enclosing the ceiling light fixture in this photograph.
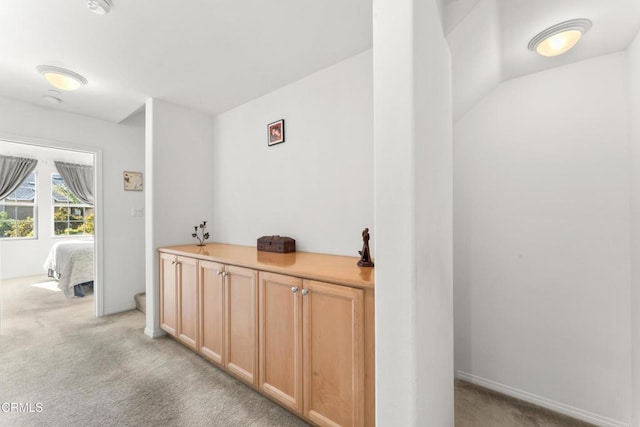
[87,0,112,15]
[528,19,592,57]
[36,65,88,91]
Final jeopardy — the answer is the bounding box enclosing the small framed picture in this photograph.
[268,119,285,146]
[124,171,143,191]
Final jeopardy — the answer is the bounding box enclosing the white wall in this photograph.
[210,50,373,256]
[446,0,501,121]
[373,0,453,424]
[0,142,93,279]
[144,98,214,337]
[414,0,454,423]
[0,96,145,315]
[454,53,632,425]
[628,31,640,427]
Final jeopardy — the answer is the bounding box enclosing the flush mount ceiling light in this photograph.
[528,19,592,57]
[36,65,88,91]
[87,0,112,15]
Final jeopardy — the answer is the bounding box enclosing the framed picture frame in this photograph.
[124,171,143,191]
[268,119,285,146]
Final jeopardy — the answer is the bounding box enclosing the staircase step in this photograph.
[134,292,146,314]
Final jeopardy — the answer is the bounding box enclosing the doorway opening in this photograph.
[0,137,103,318]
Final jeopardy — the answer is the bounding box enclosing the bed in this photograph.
[43,240,94,298]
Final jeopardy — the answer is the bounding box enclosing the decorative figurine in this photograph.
[192,221,210,246]
[357,227,374,267]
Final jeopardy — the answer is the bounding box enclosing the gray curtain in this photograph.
[0,155,38,200]
[55,161,94,205]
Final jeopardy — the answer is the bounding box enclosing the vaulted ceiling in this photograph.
[445,0,640,120]
[1,1,638,124]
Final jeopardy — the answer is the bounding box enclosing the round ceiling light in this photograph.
[87,0,112,15]
[528,19,592,57]
[36,65,88,91]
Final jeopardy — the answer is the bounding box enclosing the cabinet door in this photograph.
[199,260,225,366]
[259,272,303,413]
[177,256,199,351]
[159,253,177,337]
[225,265,258,386]
[303,280,365,427]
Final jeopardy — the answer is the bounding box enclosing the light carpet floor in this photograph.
[0,276,307,427]
[0,275,594,427]
[455,381,594,427]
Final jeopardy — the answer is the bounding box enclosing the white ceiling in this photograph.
[445,0,640,120]
[499,0,640,81]
[443,0,481,35]
[0,1,372,123]
[1,1,638,125]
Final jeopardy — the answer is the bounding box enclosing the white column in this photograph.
[373,0,453,425]
[629,32,640,427]
[144,98,159,337]
[144,98,214,338]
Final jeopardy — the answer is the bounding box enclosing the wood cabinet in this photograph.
[259,273,365,426]
[177,256,199,351]
[198,260,259,385]
[225,265,258,386]
[159,252,177,337]
[303,279,364,427]
[259,272,303,413]
[159,253,199,351]
[158,244,375,427]
[199,260,225,366]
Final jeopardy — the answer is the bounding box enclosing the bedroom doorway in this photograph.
[0,137,103,318]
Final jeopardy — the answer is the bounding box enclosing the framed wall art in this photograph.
[123,171,143,191]
[268,119,285,146]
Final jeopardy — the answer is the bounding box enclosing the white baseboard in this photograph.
[456,371,628,427]
[144,327,166,338]
[103,302,137,316]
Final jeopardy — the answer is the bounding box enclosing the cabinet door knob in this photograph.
[171,258,178,265]
[222,271,229,277]
[291,286,298,293]
[301,289,309,296]
[216,270,223,276]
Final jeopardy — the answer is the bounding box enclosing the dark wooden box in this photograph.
[257,235,296,253]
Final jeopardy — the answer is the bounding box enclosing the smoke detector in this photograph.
[42,95,62,105]
[87,0,112,15]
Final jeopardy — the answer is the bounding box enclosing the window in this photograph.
[52,174,94,236]
[0,172,37,239]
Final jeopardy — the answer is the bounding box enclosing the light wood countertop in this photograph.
[158,243,374,290]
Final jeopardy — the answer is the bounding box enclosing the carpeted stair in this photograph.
[134,292,146,313]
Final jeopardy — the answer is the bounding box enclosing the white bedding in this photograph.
[43,241,94,297]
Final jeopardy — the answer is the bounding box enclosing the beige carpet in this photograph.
[455,380,595,427]
[0,276,307,427]
[0,275,595,427]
